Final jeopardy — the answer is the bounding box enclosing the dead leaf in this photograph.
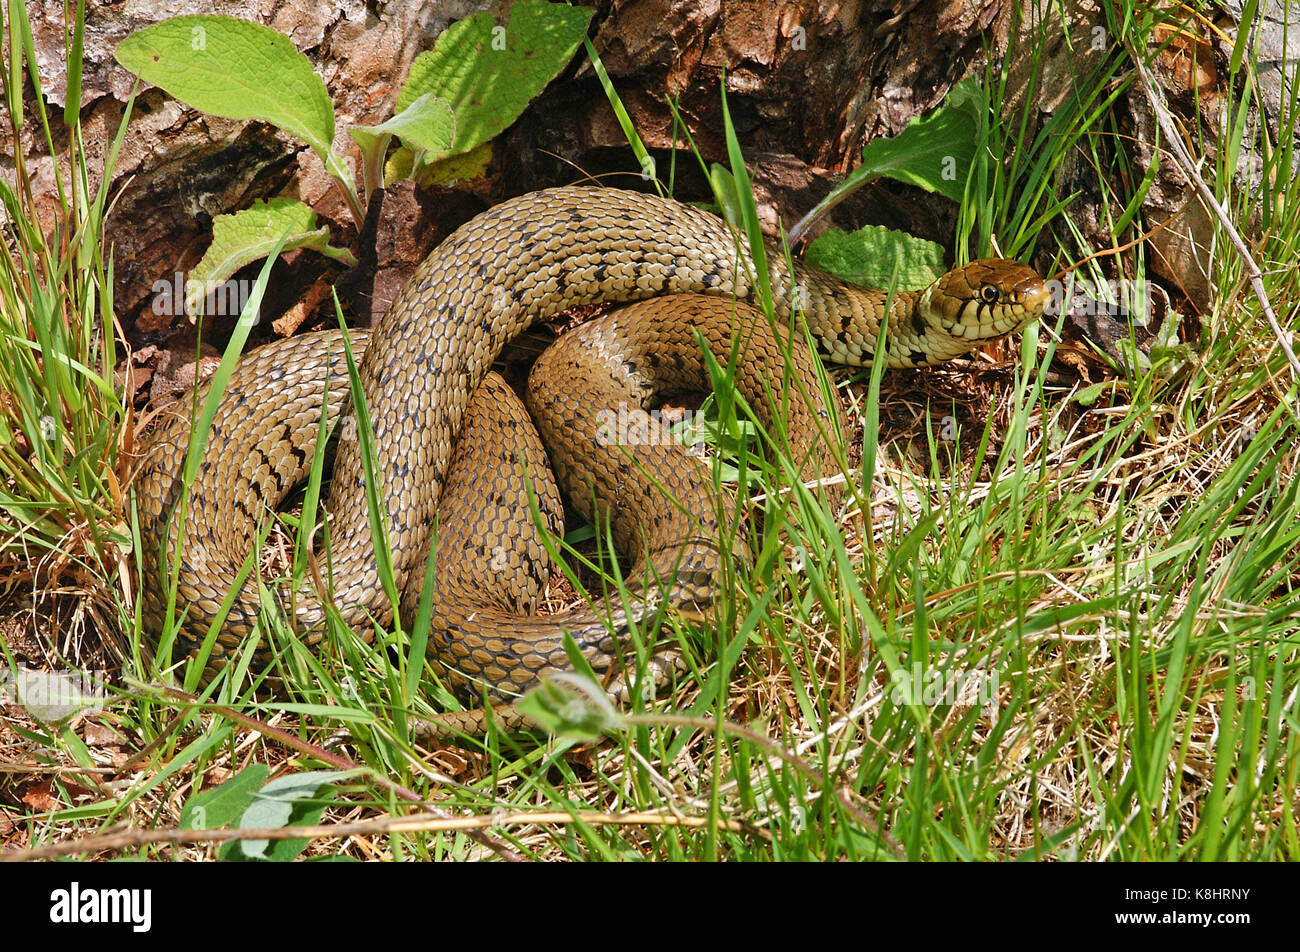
[272,275,334,337]
[84,719,126,748]
[21,780,58,813]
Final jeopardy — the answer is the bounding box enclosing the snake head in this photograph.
[921,258,1051,355]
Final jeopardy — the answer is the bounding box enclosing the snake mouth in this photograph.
[1015,280,1052,329]
[1008,286,1050,330]
[995,267,1052,332]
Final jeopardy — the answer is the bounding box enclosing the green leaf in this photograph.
[805,225,946,290]
[385,145,416,185]
[1071,381,1114,407]
[232,769,353,860]
[789,78,988,242]
[352,92,456,196]
[709,163,743,228]
[65,0,86,131]
[860,77,986,203]
[114,16,336,162]
[515,672,625,741]
[164,237,293,678]
[180,764,268,831]
[353,92,456,157]
[583,35,658,189]
[244,800,329,862]
[397,0,594,158]
[186,198,357,317]
[406,141,494,188]
[0,668,106,725]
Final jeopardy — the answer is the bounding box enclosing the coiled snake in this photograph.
[136,186,1049,723]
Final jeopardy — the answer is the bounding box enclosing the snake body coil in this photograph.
[136,186,1049,699]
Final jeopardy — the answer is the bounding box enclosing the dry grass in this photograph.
[3,1,1299,862]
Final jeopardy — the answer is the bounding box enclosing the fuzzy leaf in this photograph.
[186,198,355,318]
[114,16,336,161]
[232,769,352,861]
[180,764,269,832]
[806,225,947,290]
[859,77,986,203]
[398,0,594,158]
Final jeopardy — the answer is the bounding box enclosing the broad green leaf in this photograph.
[1072,381,1116,407]
[240,800,329,862]
[806,224,946,290]
[0,668,105,725]
[402,141,494,188]
[397,0,594,158]
[186,198,357,317]
[353,92,456,196]
[515,672,625,741]
[859,77,985,203]
[385,145,416,185]
[234,769,353,860]
[180,764,268,831]
[114,16,336,162]
[789,78,988,242]
[352,92,456,157]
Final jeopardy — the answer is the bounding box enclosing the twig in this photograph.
[0,810,758,862]
[1132,56,1300,381]
[139,685,526,862]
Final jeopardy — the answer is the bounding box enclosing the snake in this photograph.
[135,186,1049,721]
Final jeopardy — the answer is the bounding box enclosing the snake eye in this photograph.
[979,284,1000,305]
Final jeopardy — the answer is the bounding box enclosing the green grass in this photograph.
[0,3,131,670]
[2,1,1298,861]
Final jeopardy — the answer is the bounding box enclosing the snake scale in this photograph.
[136,186,1049,714]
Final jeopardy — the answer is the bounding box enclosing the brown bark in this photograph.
[14,1,1024,351]
[10,0,1270,372]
